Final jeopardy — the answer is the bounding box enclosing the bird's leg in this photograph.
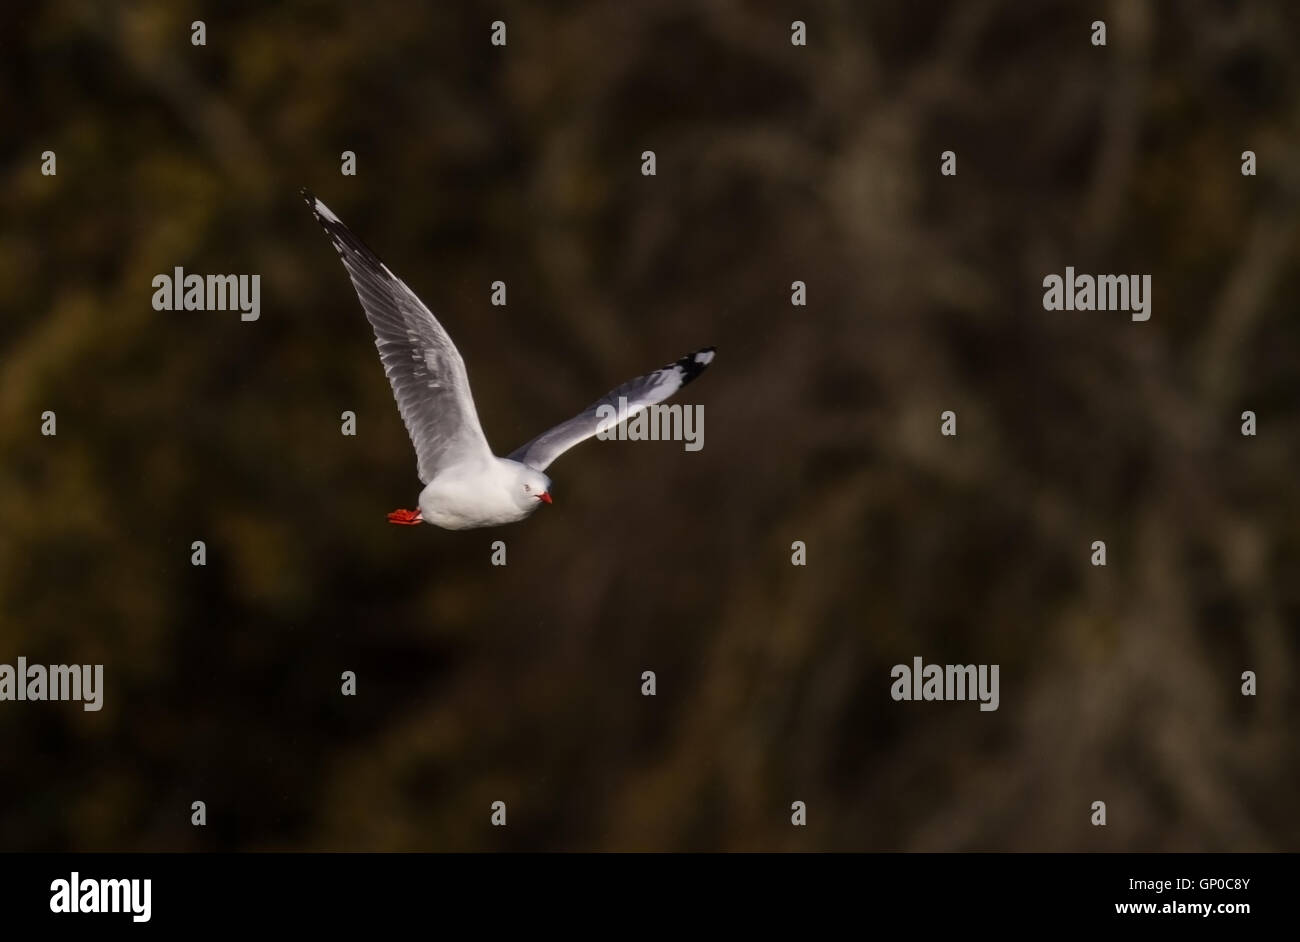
[386,508,423,525]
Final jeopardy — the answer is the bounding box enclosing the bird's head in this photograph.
[518,468,553,509]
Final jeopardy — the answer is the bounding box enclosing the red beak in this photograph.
[538,491,552,504]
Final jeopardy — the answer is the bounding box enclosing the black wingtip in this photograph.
[299,190,395,277]
[300,187,327,223]
[672,346,716,386]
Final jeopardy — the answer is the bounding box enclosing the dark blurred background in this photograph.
[2,0,1297,851]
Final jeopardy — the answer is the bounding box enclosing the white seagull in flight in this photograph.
[302,189,715,530]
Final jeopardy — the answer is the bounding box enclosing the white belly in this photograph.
[418,471,537,530]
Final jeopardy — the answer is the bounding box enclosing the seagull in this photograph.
[301,189,715,530]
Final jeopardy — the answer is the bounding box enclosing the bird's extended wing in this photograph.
[508,347,715,471]
[302,189,493,483]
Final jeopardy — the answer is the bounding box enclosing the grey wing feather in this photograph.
[508,347,716,471]
[302,189,493,483]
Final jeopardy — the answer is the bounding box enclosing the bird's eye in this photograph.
[524,484,531,493]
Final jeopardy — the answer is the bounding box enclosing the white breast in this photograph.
[417,459,538,530]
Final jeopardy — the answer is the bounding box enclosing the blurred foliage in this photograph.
[1,0,1298,850]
